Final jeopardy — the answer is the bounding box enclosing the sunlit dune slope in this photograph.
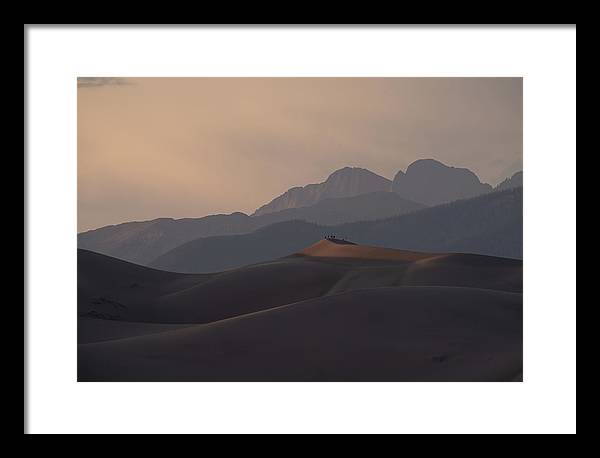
[296,238,438,262]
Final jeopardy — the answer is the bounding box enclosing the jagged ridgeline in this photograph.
[78,159,523,269]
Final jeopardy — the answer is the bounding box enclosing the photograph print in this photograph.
[77,77,523,382]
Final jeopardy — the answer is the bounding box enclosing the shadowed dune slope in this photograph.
[77,249,209,318]
[78,241,521,333]
[78,317,194,344]
[151,260,346,323]
[315,255,522,295]
[78,286,522,382]
[78,247,347,324]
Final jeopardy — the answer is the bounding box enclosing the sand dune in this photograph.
[78,317,193,344]
[79,249,346,324]
[296,240,522,294]
[78,240,522,381]
[79,241,521,325]
[78,287,522,382]
[78,249,211,320]
[152,260,346,323]
[297,239,436,262]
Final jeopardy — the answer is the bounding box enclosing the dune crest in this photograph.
[297,239,436,262]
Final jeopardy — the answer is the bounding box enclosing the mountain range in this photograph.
[392,159,493,205]
[78,158,522,267]
[78,191,425,265]
[495,171,523,191]
[150,187,523,273]
[252,167,392,216]
[254,159,495,215]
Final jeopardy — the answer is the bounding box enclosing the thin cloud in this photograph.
[77,77,131,88]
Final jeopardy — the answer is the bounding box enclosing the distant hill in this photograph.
[77,212,253,266]
[78,160,517,267]
[341,187,522,259]
[78,191,423,265]
[252,167,392,216]
[150,188,523,273]
[150,220,323,273]
[495,171,523,191]
[392,159,493,206]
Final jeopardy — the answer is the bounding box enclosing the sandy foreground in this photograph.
[78,240,523,381]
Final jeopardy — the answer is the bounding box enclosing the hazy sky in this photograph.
[78,77,522,232]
